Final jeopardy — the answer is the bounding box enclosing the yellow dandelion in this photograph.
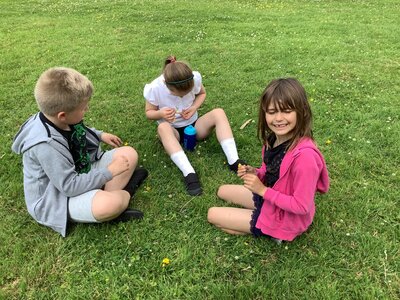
[162,258,170,267]
[162,258,170,264]
[326,139,332,145]
[124,141,129,146]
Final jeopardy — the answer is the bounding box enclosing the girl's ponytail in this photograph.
[164,55,177,69]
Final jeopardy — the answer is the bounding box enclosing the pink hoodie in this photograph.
[255,138,329,241]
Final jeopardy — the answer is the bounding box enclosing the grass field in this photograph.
[0,0,399,299]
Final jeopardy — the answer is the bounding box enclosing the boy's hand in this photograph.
[107,155,129,177]
[181,106,196,120]
[101,133,122,148]
[242,173,267,197]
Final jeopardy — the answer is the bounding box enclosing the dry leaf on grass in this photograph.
[240,119,252,130]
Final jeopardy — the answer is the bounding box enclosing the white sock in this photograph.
[220,138,239,165]
[170,151,195,177]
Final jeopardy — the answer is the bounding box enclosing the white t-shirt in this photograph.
[144,71,202,128]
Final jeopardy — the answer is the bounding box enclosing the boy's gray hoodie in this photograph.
[12,113,112,236]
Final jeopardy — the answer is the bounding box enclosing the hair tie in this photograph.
[166,57,176,64]
[165,74,194,85]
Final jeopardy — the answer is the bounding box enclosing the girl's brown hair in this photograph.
[257,78,313,150]
[163,55,194,93]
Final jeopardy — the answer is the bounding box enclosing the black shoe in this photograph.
[228,159,247,173]
[123,167,149,197]
[111,208,143,223]
[184,173,202,196]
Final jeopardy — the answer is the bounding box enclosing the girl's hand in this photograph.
[242,173,267,196]
[237,164,247,177]
[238,164,257,178]
[161,107,176,123]
[101,132,122,148]
[181,106,196,120]
[245,165,257,175]
[107,155,129,177]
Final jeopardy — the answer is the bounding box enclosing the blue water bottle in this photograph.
[183,125,197,151]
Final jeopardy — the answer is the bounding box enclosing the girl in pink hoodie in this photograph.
[208,78,329,242]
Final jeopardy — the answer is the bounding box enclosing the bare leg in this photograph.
[195,108,233,142]
[217,184,255,209]
[92,190,130,221]
[195,108,240,167]
[104,146,138,191]
[207,207,253,235]
[157,122,182,155]
[156,122,196,184]
[207,184,255,235]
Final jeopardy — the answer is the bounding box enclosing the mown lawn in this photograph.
[0,0,399,299]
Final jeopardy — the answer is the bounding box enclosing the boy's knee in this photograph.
[126,146,138,163]
[93,192,128,220]
[116,146,138,166]
[125,146,138,159]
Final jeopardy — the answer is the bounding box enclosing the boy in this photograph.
[12,67,148,237]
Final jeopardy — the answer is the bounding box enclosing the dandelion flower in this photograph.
[325,139,332,145]
[162,258,170,264]
[162,258,170,267]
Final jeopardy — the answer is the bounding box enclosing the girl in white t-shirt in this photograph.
[144,55,244,196]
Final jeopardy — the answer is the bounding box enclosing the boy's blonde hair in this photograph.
[34,67,93,116]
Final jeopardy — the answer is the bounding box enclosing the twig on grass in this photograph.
[240,119,252,130]
[180,197,194,212]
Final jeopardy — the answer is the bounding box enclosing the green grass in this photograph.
[1,0,399,299]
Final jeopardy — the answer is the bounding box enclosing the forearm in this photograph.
[145,109,163,120]
[61,168,112,196]
[192,93,206,110]
[256,163,266,181]
[191,84,206,110]
[35,145,112,196]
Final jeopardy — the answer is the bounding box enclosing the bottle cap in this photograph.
[184,125,196,135]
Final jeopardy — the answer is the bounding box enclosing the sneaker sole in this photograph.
[188,187,202,196]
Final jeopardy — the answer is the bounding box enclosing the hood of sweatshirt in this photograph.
[12,113,66,155]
